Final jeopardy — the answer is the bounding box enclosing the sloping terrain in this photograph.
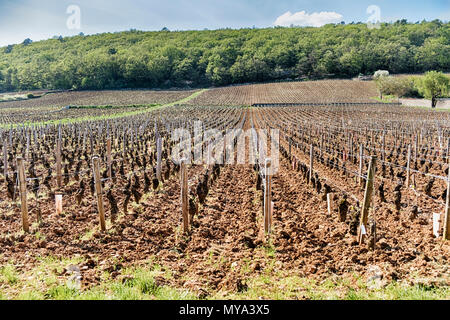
[188,80,378,106]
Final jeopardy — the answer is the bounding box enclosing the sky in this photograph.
[0,0,449,46]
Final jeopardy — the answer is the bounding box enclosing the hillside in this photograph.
[188,80,378,105]
[0,89,198,110]
[0,21,448,92]
[0,80,379,111]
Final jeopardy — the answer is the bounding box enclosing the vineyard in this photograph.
[0,89,199,109]
[187,80,379,106]
[0,83,449,299]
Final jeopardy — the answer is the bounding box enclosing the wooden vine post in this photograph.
[289,138,292,160]
[406,144,412,188]
[89,127,94,155]
[122,131,127,161]
[264,158,273,234]
[25,132,30,161]
[309,144,314,184]
[157,136,162,181]
[56,127,62,189]
[180,159,189,234]
[446,138,450,159]
[415,134,419,161]
[358,144,364,186]
[82,128,87,152]
[3,137,7,178]
[106,137,112,179]
[358,156,376,245]
[443,156,450,240]
[92,156,106,232]
[55,193,63,215]
[17,157,29,233]
[327,193,333,215]
[320,134,324,156]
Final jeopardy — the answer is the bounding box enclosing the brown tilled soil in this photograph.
[0,89,199,109]
[188,80,378,106]
[0,109,448,296]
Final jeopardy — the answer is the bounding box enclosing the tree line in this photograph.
[0,20,448,92]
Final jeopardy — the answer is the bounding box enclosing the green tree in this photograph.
[375,76,414,101]
[417,71,449,108]
[22,38,32,46]
[0,21,448,91]
[415,38,450,71]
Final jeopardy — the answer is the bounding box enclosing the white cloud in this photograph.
[274,11,343,27]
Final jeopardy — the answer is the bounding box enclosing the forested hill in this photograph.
[0,21,449,92]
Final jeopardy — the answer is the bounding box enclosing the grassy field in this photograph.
[1,255,448,300]
[370,95,399,103]
[0,94,29,102]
